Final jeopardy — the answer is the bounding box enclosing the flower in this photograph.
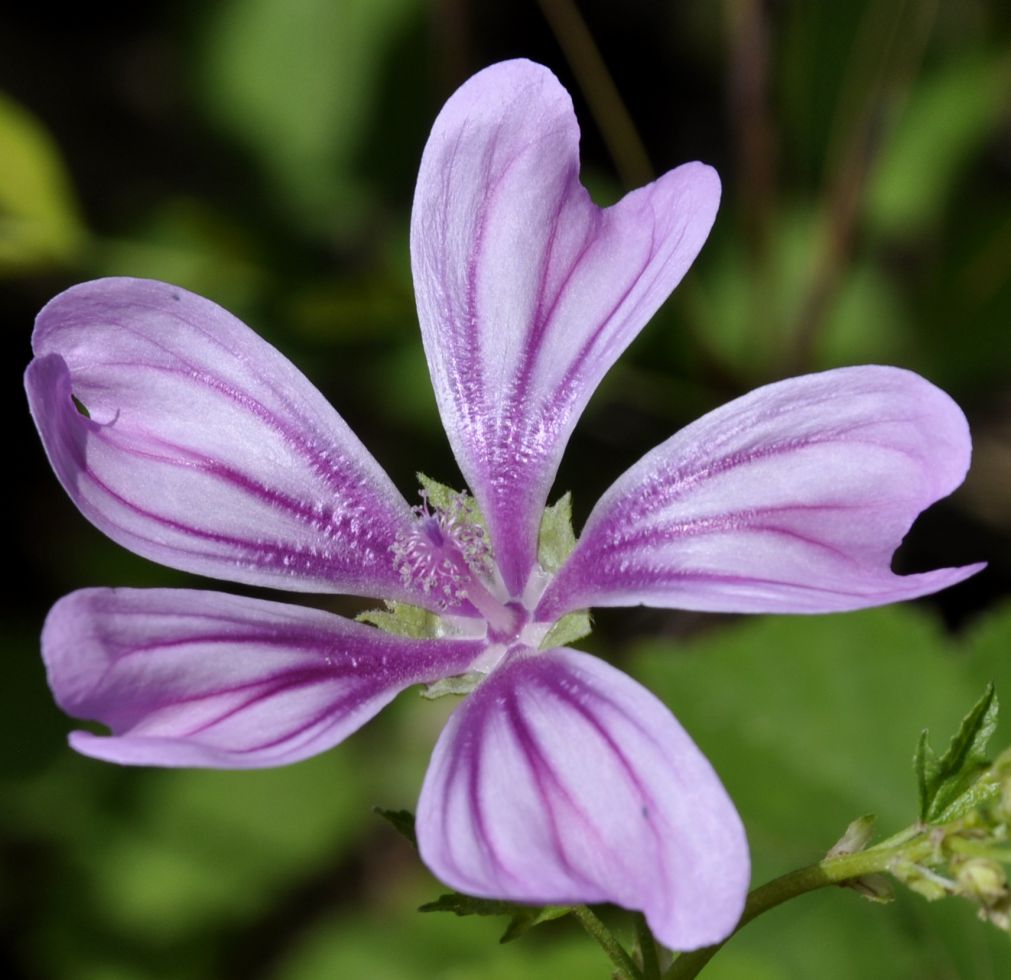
[25,59,981,951]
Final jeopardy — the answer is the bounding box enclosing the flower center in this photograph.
[392,490,522,639]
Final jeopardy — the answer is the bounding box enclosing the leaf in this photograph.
[867,52,1011,236]
[356,600,441,639]
[372,806,417,847]
[631,604,1011,977]
[419,892,571,944]
[200,0,423,231]
[915,682,999,823]
[0,91,84,272]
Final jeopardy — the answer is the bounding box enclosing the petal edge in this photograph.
[416,647,749,950]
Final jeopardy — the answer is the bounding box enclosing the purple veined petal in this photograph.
[25,278,433,604]
[538,366,984,621]
[416,647,749,951]
[44,588,485,769]
[411,59,720,595]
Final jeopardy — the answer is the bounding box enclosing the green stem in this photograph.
[663,836,935,979]
[634,911,661,979]
[571,905,643,980]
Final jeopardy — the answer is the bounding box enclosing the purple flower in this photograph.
[25,60,980,950]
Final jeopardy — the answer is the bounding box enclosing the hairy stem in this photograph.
[634,911,662,979]
[571,905,643,980]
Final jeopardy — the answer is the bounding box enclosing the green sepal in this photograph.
[843,874,895,904]
[826,814,877,858]
[536,492,591,648]
[356,600,440,639]
[541,609,592,650]
[420,674,480,699]
[417,472,486,528]
[915,682,999,823]
[537,492,578,573]
[499,904,573,943]
[418,891,571,943]
[372,806,417,848]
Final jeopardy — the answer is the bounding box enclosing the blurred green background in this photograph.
[4,1,1011,977]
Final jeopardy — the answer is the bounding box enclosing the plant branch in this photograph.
[663,835,938,979]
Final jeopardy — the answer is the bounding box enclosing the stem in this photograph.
[663,836,936,979]
[634,911,662,979]
[535,0,654,189]
[571,905,643,980]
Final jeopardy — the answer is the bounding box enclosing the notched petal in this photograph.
[539,366,983,620]
[25,277,425,602]
[416,648,749,951]
[412,59,720,593]
[44,588,484,769]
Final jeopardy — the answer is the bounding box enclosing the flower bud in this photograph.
[956,858,1008,906]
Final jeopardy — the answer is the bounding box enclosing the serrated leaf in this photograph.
[372,806,417,847]
[418,892,570,944]
[356,600,440,639]
[538,492,578,573]
[540,610,592,649]
[915,683,998,823]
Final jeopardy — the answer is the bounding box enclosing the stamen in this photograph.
[391,490,493,608]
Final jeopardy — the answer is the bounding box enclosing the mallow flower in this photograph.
[25,60,981,951]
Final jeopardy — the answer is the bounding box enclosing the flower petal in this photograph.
[44,588,484,768]
[416,647,748,951]
[26,278,423,602]
[411,60,720,594]
[538,366,983,620]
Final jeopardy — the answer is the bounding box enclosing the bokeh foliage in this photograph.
[3,1,1009,977]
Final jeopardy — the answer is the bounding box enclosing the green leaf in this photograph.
[0,91,85,272]
[538,492,578,573]
[356,600,440,639]
[631,604,1011,976]
[372,806,417,847]
[915,682,999,823]
[200,0,423,232]
[867,52,1011,236]
[419,892,570,944]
